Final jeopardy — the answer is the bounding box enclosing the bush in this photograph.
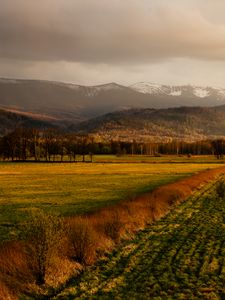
[67,217,97,265]
[23,210,64,285]
[216,179,225,198]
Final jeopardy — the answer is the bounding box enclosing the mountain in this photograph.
[1,79,225,124]
[72,106,225,142]
[0,79,148,122]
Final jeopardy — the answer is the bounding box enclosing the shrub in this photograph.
[67,217,97,265]
[215,179,225,198]
[23,210,64,285]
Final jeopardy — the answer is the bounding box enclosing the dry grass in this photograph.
[95,210,124,243]
[0,241,33,299]
[0,282,17,300]
[66,217,98,265]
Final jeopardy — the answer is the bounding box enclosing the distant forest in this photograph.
[0,127,225,161]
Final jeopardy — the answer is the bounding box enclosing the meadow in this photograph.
[0,156,223,241]
[55,179,225,299]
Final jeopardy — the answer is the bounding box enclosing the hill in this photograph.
[72,106,225,142]
[0,109,57,136]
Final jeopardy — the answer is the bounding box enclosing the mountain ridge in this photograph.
[0,108,57,136]
[130,82,225,99]
[1,78,225,125]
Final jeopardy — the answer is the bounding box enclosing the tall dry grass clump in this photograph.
[0,241,32,299]
[95,209,123,243]
[0,282,17,300]
[66,217,98,265]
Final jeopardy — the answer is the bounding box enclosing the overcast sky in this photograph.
[1,0,225,86]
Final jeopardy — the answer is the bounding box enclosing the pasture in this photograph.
[0,157,223,241]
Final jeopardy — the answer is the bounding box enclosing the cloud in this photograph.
[1,0,225,64]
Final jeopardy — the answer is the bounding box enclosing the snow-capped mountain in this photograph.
[130,82,225,100]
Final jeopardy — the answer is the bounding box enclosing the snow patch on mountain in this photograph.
[217,88,225,98]
[130,82,225,100]
[53,82,124,97]
[130,82,164,94]
[169,90,182,96]
[84,83,124,97]
[193,87,209,98]
[130,82,185,96]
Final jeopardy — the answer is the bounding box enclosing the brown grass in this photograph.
[94,209,124,243]
[0,241,33,299]
[66,217,98,265]
[0,282,17,300]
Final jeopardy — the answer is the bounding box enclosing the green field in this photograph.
[0,157,223,241]
[55,180,225,299]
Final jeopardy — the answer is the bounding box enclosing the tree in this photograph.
[2,129,20,161]
[42,129,57,161]
[29,129,41,161]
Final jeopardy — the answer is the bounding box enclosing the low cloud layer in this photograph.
[1,0,225,85]
[2,0,225,63]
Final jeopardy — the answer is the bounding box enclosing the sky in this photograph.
[1,0,225,87]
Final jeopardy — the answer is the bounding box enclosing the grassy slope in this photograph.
[0,159,223,241]
[55,180,225,300]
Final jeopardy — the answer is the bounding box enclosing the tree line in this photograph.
[0,127,224,161]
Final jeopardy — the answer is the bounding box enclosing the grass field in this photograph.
[93,154,225,164]
[26,154,225,164]
[55,179,225,299]
[0,157,223,241]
